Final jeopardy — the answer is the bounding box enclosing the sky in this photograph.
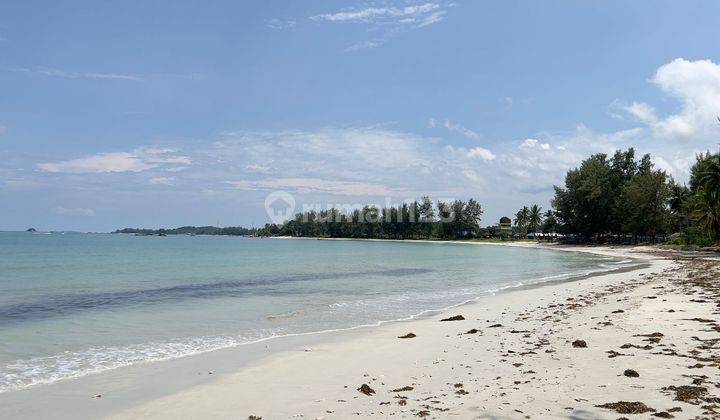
[1,0,720,231]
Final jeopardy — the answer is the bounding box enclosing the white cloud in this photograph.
[445,145,496,161]
[443,119,480,139]
[466,147,496,161]
[39,152,155,173]
[312,3,442,23]
[149,177,174,185]
[245,164,271,173]
[427,118,436,128]
[312,2,450,50]
[267,18,297,30]
[621,58,720,140]
[85,73,143,81]
[54,206,95,217]
[13,67,142,81]
[209,127,441,198]
[623,101,658,124]
[38,148,191,174]
[519,138,550,150]
[229,178,394,196]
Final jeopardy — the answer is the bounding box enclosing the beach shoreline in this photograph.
[2,243,719,419]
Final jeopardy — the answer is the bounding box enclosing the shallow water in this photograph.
[0,232,629,392]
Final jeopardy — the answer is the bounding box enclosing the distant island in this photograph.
[114,226,258,236]
[26,228,37,232]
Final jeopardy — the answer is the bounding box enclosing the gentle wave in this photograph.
[0,268,434,325]
[0,260,640,393]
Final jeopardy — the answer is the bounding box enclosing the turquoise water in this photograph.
[0,232,628,392]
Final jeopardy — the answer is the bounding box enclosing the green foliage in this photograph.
[688,152,720,240]
[540,210,559,233]
[551,147,720,245]
[258,198,484,240]
[528,204,542,233]
[552,148,672,240]
[514,206,530,237]
[114,226,258,236]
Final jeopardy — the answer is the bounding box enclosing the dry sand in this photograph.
[4,243,720,419]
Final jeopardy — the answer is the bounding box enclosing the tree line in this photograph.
[260,148,720,246]
[550,148,719,245]
[260,198,485,240]
[114,226,258,236]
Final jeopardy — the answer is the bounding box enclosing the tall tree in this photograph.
[541,210,558,233]
[553,153,616,238]
[668,181,691,234]
[528,204,543,234]
[617,155,670,236]
[514,206,530,238]
[694,187,720,240]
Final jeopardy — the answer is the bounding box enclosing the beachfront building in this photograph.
[498,217,512,238]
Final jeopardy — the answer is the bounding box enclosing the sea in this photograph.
[0,231,634,392]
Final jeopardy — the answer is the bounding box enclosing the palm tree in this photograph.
[694,187,720,240]
[514,206,530,238]
[541,210,558,233]
[528,204,543,234]
[697,153,720,198]
[668,183,690,214]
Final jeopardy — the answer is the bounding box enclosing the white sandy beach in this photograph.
[2,243,719,419]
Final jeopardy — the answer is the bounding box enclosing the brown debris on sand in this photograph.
[662,385,708,403]
[652,412,674,418]
[634,332,664,343]
[358,384,376,396]
[465,328,479,334]
[572,339,587,348]
[248,416,262,420]
[634,332,664,338]
[398,333,416,339]
[623,369,639,377]
[440,315,465,321]
[595,401,655,414]
[390,386,414,392]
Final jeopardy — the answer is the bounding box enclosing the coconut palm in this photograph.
[694,187,720,240]
[668,183,690,214]
[528,204,543,234]
[514,206,530,238]
[698,153,720,197]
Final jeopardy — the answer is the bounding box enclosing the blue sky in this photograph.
[1,1,720,231]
